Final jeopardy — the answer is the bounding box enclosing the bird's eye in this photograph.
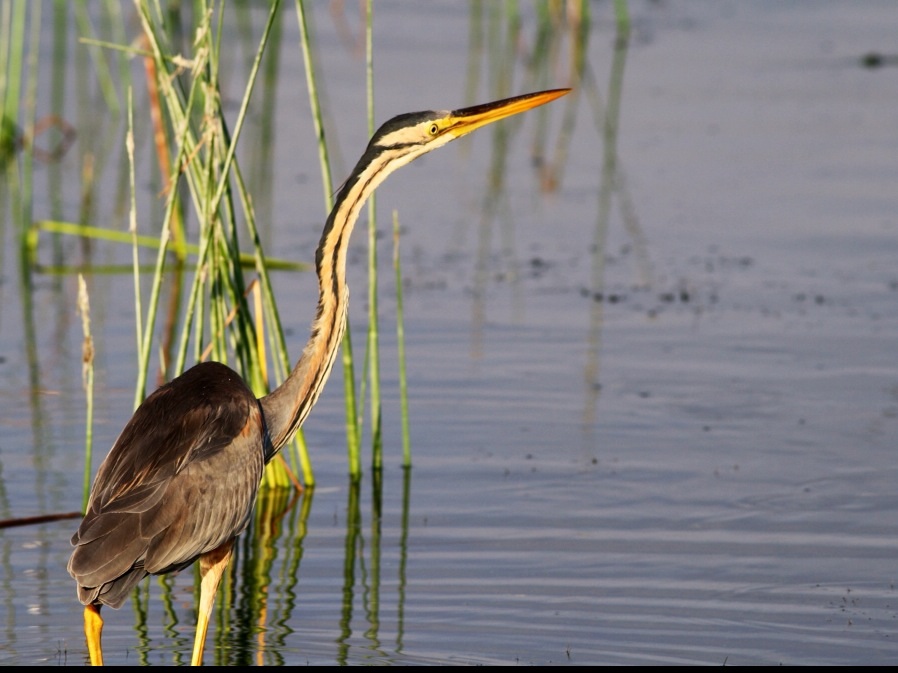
[429,123,439,136]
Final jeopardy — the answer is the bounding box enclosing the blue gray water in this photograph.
[1,1,896,665]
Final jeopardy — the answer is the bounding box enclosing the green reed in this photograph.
[294,0,361,480]
[393,211,411,468]
[1,0,33,232]
[28,219,308,271]
[363,0,384,472]
[294,0,411,479]
[130,0,414,486]
[129,0,304,487]
[13,0,416,494]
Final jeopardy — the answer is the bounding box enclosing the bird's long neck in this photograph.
[259,142,410,455]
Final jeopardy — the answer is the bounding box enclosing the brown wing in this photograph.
[68,361,267,608]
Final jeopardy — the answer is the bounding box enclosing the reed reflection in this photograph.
[114,485,310,665]
[336,465,410,664]
[462,1,586,359]
[582,8,653,440]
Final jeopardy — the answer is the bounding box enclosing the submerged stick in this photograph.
[0,511,83,529]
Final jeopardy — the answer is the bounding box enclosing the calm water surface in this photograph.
[1,0,897,665]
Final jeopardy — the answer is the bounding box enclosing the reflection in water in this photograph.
[265,488,312,662]
[0,114,76,165]
[363,468,383,654]
[396,467,411,654]
[107,485,311,665]
[582,16,653,438]
[234,485,306,666]
[53,465,412,663]
[463,3,589,360]
[337,478,360,663]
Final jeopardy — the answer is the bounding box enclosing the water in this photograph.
[1,0,897,665]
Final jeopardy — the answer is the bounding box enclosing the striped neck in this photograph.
[258,141,414,455]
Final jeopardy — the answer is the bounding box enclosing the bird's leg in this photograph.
[190,541,234,666]
[84,603,104,666]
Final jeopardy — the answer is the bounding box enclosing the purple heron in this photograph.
[67,88,570,665]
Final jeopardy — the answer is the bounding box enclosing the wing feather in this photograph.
[68,361,267,609]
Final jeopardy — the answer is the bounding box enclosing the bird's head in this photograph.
[364,88,571,167]
[328,87,570,236]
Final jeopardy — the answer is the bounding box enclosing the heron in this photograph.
[67,87,570,666]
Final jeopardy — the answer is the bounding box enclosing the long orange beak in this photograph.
[446,88,571,138]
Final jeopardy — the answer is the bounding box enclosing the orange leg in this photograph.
[84,603,104,666]
[190,541,234,666]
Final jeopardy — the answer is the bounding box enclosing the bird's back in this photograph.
[68,361,267,608]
